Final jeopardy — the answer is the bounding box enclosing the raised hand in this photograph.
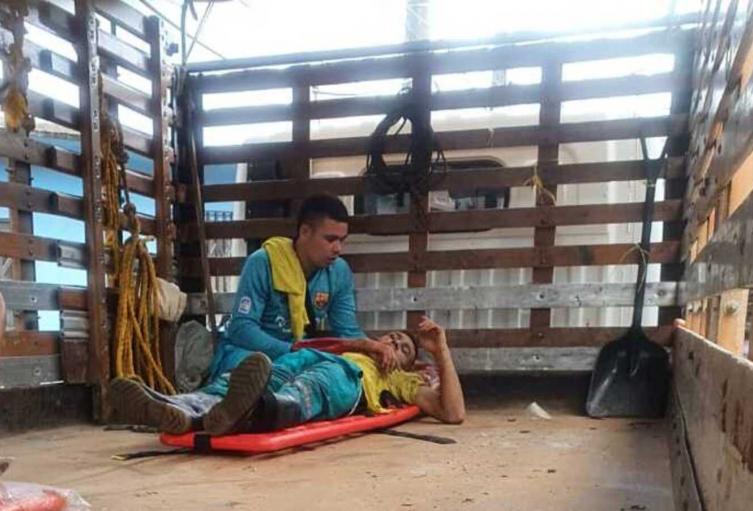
[417,316,448,356]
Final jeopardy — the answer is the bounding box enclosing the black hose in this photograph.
[365,90,446,225]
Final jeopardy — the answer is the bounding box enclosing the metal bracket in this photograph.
[56,240,87,269]
[61,310,89,340]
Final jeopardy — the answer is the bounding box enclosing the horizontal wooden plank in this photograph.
[0,181,154,233]
[0,231,68,263]
[0,283,87,312]
[411,241,681,271]
[120,126,155,157]
[0,132,152,195]
[58,287,88,311]
[187,282,679,314]
[3,34,151,116]
[95,0,148,39]
[0,31,79,82]
[24,92,155,157]
[0,355,61,388]
[451,346,599,372]
[97,29,151,76]
[21,3,152,77]
[102,74,153,117]
[682,190,753,302]
[201,158,684,203]
[201,71,689,126]
[442,326,673,348]
[0,280,64,310]
[0,232,87,267]
[182,241,681,276]
[201,114,688,164]
[198,29,692,93]
[26,91,79,130]
[0,132,79,175]
[23,1,76,41]
[0,181,83,218]
[184,199,683,240]
[124,170,155,197]
[354,282,679,312]
[0,331,59,357]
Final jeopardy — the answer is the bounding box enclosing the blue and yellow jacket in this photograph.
[206,240,365,383]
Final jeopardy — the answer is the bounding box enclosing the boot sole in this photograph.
[203,353,272,436]
[109,378,192,435]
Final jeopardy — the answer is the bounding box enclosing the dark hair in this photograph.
[296,194,349,233]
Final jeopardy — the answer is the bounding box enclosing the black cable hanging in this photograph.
[365,88,447,230]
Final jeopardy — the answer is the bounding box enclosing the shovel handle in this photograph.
[631,137,667,328]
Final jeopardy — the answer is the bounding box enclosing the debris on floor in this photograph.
[526,401,553,420]
[0,458,11,477]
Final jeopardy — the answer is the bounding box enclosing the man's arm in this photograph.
[413,317,465,424]
[225,251,292,360]
[326,259,366,339]
[342,338,399,373]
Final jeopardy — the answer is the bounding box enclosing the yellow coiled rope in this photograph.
[99,84,174,394]
[114,208,174,394]
[2,4,35,134]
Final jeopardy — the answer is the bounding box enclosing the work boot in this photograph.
[246,391,305,432]
[109,378,193,434]
[203,352,272,436]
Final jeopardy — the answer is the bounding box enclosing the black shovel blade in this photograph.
[586,330,669,418]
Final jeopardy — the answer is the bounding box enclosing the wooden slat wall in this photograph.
[0,1,175,407]
[182,26,693,355]
[683,0,753,361]
[672,328,753,511]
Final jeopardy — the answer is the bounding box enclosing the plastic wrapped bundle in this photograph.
[0,482,90,511]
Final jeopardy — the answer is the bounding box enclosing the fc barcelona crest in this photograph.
[314,292,329,309]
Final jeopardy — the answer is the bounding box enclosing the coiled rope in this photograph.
[100,84,174,394]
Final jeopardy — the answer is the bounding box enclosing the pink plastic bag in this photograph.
[0,482,90,511]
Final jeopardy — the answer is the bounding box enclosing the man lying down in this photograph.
[110,317,465,436]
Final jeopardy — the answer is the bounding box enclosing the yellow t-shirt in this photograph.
[342,352,425,414]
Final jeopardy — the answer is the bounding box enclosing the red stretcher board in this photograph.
[160,405,420,454]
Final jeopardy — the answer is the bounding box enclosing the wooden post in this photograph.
[661,45,692,327]
[290,84,311,200]
[406,58,431,331]
[706,294,720,342]
[146,15,174,278]
[714,131,753,356]
[146,15,176,380]
[5,162,36,333]
[74,0,110,419]
[1,9,37,332]
[530,59,561,331]
[175,76,205,323]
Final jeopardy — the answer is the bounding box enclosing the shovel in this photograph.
[585,137,670,418]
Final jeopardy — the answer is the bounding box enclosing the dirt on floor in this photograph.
[2,378,674,511]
